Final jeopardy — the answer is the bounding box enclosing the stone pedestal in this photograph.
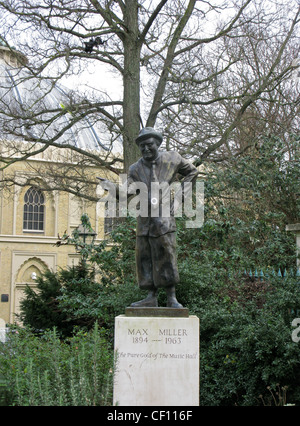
[113,312,199,406]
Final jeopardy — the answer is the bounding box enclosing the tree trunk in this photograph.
[122,0,141,172]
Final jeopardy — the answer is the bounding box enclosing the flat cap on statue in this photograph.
[135,127,163,146]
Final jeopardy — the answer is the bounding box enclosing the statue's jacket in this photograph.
[128,151,199,238]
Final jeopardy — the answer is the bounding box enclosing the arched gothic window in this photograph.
[23,187,45,232]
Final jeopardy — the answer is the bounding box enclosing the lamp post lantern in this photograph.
[76,223,97,246]
[75,222,97,264]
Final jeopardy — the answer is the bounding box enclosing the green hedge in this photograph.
[0,323,113,406]
[178,261,300,406]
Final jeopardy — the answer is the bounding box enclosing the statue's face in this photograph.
[139,137,159,161]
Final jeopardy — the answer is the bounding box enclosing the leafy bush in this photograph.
[0,323,113,406]
[184,135,299,272]
[178,256,300,406]
[18,266,93,337]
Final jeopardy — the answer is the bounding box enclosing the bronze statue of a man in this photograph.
[100,127,199,308]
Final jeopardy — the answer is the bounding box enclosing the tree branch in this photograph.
[174,0,252,57]
[146,0,197,126]
[196,5,300,166]
[89,0,126,41]
[139,0,169,45]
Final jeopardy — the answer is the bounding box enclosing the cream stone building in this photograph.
[0,45,114,325]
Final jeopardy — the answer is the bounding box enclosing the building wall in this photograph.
[0,45,120,326]
[0,157,108,325]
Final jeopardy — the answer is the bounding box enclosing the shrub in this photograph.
[178,258,300,406]
[18,267,89,337]
[0,323,113,406]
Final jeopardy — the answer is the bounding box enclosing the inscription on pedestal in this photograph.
[113,315,199,406]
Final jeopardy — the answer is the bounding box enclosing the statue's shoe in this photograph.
[167,298,183,309]
[131,296,158,308]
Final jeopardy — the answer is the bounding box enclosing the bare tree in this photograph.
[0,0,298,199]
[158,1,300,164]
